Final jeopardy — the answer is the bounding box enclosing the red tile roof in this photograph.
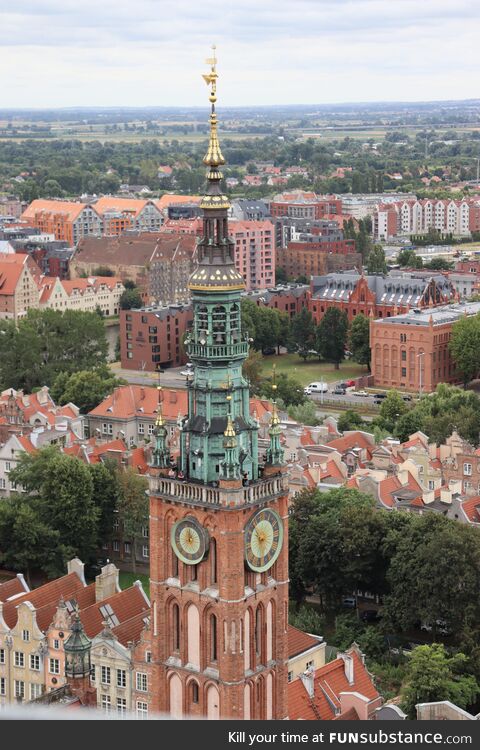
[288,625,321,659]
[0,575,29,603]
[288,648,380,721]
[88,385,188,421]
[79,584,149,639]
[327,432,374,459]
[112,610,149,647]
[460,496,480,523]
[2,572,87,630]
[378,475,402,508]
[21,200,89,223]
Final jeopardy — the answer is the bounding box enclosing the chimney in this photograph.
[95,562,120,602]
[300,666,315,698]
[440,487,452,504]
[340,653,355,685]
[422,489,435,505]
[449,479,462,496]
[67,557,86,585]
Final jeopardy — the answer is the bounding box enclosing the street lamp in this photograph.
[417,352,425,398]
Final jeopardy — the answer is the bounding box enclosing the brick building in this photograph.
[20,200,103,247]
[92,197,163,235]
[277,239,361,282]
[245,283,309,318]
[120,304,193,371]
[71,233,196,305]
[309,272,456,324]
[370,301,480,393]
[159,217,275,290]
[269,191,343,220]
[0,253,42,321]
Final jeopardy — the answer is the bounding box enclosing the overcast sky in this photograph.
[0,0,478,108]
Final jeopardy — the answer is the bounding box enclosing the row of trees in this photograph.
[289,306,370,368]
[0,447,149,583]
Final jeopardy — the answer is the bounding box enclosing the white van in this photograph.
[304,382,328,395]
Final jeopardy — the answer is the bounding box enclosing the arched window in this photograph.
[173,603,180,652]
[255,607,262,658]
[210,614,218,662]
[190,680,199,705]
[210,539,217,584]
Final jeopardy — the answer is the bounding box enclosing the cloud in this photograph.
[0,0,478,106]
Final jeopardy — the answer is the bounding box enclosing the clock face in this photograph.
[171,517,209,565]
[244,508,283,573]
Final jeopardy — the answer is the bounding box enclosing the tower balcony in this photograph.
[187,341,249,360]
[149,472,289,509]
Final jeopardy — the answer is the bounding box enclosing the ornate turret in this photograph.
[266,369,284,466]
[152,383,170,469]
[64,613,91,680]
[220,394,240,480]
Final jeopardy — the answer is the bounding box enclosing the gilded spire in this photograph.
[202,45,225,170]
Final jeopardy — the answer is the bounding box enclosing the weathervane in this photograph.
[202,44,225,168]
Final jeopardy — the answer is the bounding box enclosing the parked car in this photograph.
[342,596,356,608]
[360,609,381,623]
[181,368,193,376]
[262,347,276,355]
[402,394,413,401]
[353,390,370,398]
[305,382,328,395]
[333,385,346,395]
[420,620,451,636]
[345,379,356,387]
[372,392,387,400]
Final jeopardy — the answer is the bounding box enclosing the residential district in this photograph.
[2,59,480,722]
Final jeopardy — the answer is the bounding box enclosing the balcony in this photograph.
[187,341,248,360]
[149,473,289,509]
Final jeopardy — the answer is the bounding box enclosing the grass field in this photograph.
[119,570,150,598]
[258,353,366,387]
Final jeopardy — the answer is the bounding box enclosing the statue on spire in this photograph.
[266,366,284,466]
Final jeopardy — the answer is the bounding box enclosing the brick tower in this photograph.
[147,49,289,720]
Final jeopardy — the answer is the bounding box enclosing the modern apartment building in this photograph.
[21,200,103,247]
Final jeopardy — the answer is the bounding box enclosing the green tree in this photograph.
[394,409,425,443]
[0,309,108,392]
[43,179,63,198]
[275,267,288,284]
[0,496,71,584]
[52,367,125,413]
[316,308,349,369]
[397,247,423,269]
[289,605,325,637]
[260,373,305,407]
[366,245,387,274]
[120,288,143,310]
[242,349,263,392]
[241,298,258,342]
[349,313,371,367]
[89,461,118,549]
[255,307,281,353]
[424,257,454,271]
[9,447,100,566]
[449,314,480,387]
[288,400,320,426]
[379,389,407,432]
[291,308,316,361]
[116,468,149,575]
[401,644,479,719]
[337,410,365,432]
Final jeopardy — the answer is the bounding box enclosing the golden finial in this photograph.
[272,364,277,393]
[202,44,225,169]
[270,364,280,426]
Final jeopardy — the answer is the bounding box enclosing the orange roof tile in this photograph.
[0,575,29,603]
[327,432,374,459]
[378,475,402,508]
[112,611,149,647]
[288,649,379,721]
[2,572,87,630]
[288,625,321,659]
[79,584,149,639]
[88,385,188,421]
[21,200,89,223]
[460,496,480,523]
[93,197,158,219]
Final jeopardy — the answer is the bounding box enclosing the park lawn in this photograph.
[119,570,150,598]
[259,353,366,387]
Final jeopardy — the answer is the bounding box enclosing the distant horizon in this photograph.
[1,0,477,108]
[0,97,480,114]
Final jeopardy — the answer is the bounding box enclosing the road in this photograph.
[110,363,188,390]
